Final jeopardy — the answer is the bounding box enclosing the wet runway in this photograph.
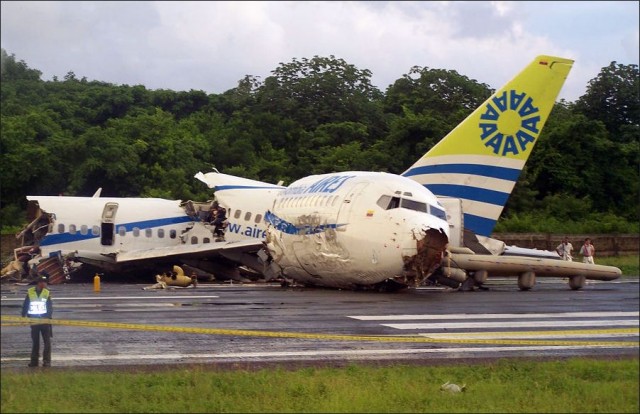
[1,277,638,369]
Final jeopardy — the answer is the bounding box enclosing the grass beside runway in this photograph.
[2,357,637,413]
[597,255,639,277]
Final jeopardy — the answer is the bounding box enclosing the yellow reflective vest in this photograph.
[26,287,50,317]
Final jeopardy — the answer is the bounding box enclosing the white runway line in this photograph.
[418,332,639,340]
[349,312,639,321]
[382,320,639,330]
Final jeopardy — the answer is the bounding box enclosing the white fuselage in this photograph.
[29,196,268,269]
[29,171,450,288]
[260,172,450,288]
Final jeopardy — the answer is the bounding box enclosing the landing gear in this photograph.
[569,275,585,290]
[518,271,536,291]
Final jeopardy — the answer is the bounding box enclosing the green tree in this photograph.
[575,61,639,141]
[256,55,385,133]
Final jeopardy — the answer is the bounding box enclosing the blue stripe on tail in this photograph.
[403,164,521,181]
[424,184,509,207]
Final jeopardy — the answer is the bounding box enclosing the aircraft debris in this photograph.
[142,265,197,290]
[440,381,466,393]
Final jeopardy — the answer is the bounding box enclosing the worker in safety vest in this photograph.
[21,274,53,367]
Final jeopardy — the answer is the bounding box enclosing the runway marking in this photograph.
[1,316,637,348]
[418,328,639,340]
[349,312,639,320]
[1,345,637,364]
[0,295,219,301]
[381,320,639,330]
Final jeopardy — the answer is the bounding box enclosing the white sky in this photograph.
[1,1,638,102]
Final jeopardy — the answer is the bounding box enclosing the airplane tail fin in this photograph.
[402,55,573,237]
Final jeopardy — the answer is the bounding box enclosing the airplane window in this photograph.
[145,228,152,238]
[133,227,140,237]
[80,225,88,235]
[430,205,447,220]
[403,192,413,197]
[376,195,390,209]
[376,195,401,210]
[255,214,262,224]
[169,230,177,239]
[244,212,252,221]
[118,226,126,237]
[92,226,100,236]
[69,225,76,234]
[158,229,165,238]
[57,224,65,233]
[401,198,427,213]
[234,209,242,219]
[191,236,198,245]
[203,237,210,244]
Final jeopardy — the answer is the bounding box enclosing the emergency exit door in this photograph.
[101,202,118,246]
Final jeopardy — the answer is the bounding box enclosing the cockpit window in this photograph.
[377,194,447,220]
[430,205,447,220]
[400,198,427,213]
[377,195,401,210]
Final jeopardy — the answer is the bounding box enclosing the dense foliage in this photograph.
[1,50,638,233]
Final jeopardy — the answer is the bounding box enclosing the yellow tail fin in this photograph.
[403,55,574,236]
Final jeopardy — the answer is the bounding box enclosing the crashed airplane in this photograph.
[2,55,622,290]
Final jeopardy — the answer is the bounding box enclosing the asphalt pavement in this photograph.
[1,277,638,369]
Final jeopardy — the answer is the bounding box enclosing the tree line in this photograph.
[1,49,638,233]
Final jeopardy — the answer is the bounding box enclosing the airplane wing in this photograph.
[113,239,264,263]
[447,253,621,281]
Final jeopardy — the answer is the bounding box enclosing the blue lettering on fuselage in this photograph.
[283,175,355,196]
[264,211,345,235]
[227,222,267,239]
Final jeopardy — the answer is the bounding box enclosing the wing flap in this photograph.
[114,239,264,263]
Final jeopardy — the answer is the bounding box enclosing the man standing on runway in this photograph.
[21,274,53,367]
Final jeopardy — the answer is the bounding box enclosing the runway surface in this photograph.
[1,277,638,369]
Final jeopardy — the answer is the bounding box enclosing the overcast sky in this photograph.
[1,1,638,102]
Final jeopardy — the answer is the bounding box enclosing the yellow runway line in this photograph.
[1,316,638,347]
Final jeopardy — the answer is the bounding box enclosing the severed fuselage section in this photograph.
[1,198,234,284]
